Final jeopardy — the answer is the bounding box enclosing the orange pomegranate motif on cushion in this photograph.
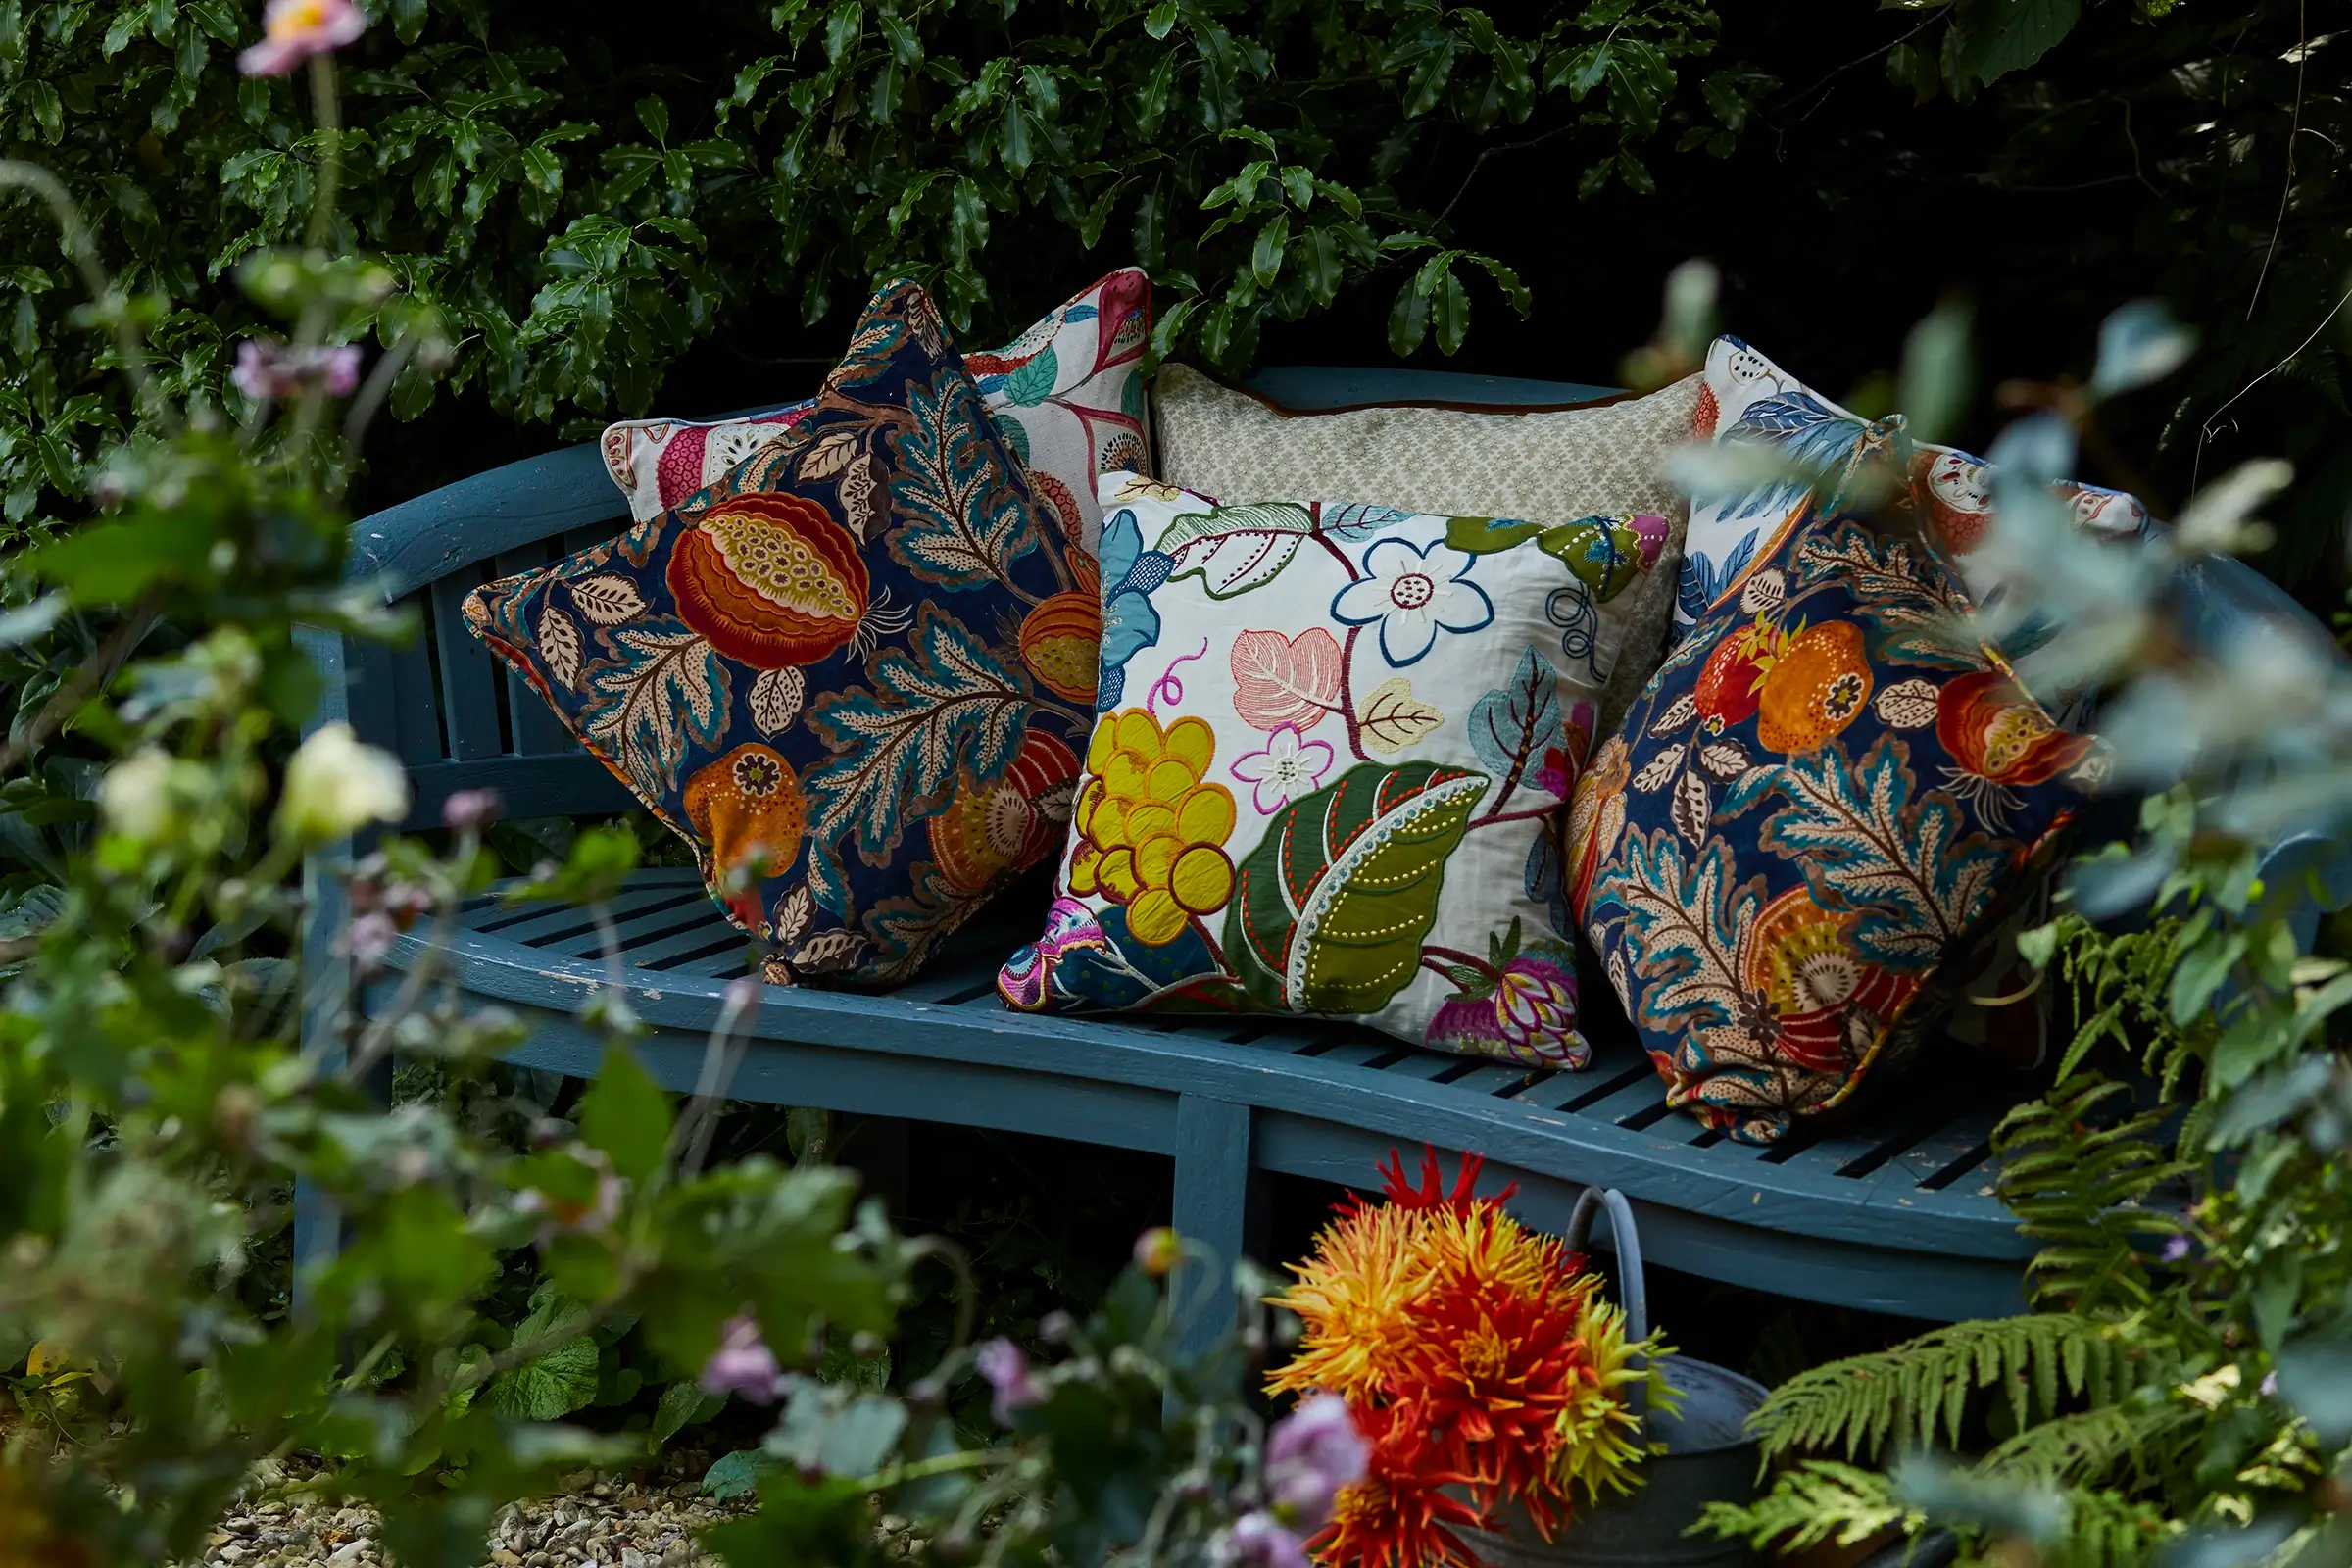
[927,727,1082,893]
[666,491,868,669]
[684,743,808,888]
[1741,888,1921,1078]
[1936,669,2091,788]
[1756,621,1872,754]
[1018,590,1103,706]
[1693,622,1776,732]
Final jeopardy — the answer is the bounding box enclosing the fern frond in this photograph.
[2045,913,2206,1103]
[1696,1459,1922,1554]
[1994,1075,2191,1314]
[1747,1314,2127,1463]
[1978,1397,2197,1489]
[2047,1484,2180,1568]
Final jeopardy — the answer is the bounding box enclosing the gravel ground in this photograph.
[189,1452,760,1568]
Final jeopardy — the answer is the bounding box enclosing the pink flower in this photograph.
[701,1314,782,1404]
[1264,1394,1367,1528]
[233,339,363,400]
[441,788,502,831]
[1229,725,1333,814]
[335,909,399,967]
[1218,1512,1310,1568]
[238,0,364,74]
[975,1338,1047,1425]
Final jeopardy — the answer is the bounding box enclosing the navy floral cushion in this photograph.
[1570,498,2105,1143]
[464,281,1099,986]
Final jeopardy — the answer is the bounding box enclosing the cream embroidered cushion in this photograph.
[1152,365,1700,735]
[993,472,1677,1069]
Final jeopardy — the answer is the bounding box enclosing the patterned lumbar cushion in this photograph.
[466,280,1098,986]
[994,472,1678,1067]
[1152,364,1701,738]
[1572,496,2104,1143]
[1675,335,2153,642]
[600,269,1153,556]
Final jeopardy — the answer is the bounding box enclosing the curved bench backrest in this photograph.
[321,365,2352,900]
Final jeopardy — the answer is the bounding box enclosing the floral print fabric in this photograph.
[997,473,1675,1068]
[1152,365,1701,740]
[1574,501,2103,1144]
[1676,335,2154,646]
[600,270,1153,557]
[466,281,1096,987]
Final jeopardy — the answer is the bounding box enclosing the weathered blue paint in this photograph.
[295,365,2352,1325]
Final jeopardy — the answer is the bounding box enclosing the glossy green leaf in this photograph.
[1950,0,2082,86]
[1432,269,1471,355]
[1388,278,1429,357]
[1250,212,1288,286]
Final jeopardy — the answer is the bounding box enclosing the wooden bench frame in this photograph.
[296,365,2350,1342]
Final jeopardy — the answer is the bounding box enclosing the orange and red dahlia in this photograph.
[1269,1151,1662,1568]
[1308,1400,1486,1568]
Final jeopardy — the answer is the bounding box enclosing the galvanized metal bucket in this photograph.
[1460,1188,1767,1568]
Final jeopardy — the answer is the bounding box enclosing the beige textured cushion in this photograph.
[1152,366,1701,735]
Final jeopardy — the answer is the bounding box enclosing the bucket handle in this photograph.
[1565,1187,1648,1429]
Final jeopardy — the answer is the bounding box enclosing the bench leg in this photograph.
[1171,1094,1268,1361]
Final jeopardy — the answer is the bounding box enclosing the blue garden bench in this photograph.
[298,366,2350,1336]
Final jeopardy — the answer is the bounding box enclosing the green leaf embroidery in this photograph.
[999,343,1057,407]
[1156,500,1314,599]
[1445,515,1547,555]
[1539,516,1645,602]
[1226,761,1487,1015]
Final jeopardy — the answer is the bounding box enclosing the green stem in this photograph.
[306,53,341,252]
[857,1447,1018,1491]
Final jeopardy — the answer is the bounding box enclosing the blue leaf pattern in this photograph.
[1581,499,2095,1144]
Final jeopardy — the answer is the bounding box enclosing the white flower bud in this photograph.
[277,722,411,845]
[100,748,185,844]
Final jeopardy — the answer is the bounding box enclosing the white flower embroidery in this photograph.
[1330,538,1494,666]
[1229,724,1335,814]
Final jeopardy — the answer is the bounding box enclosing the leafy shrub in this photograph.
[0,0,1769,537]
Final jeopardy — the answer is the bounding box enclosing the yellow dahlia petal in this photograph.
[1085,715,1121,776]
